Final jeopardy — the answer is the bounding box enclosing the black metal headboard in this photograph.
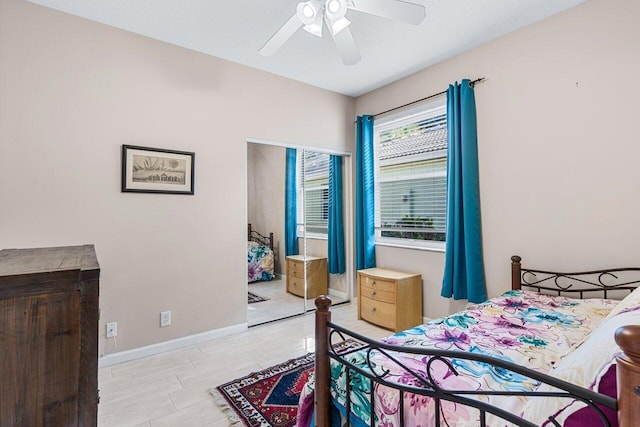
[511,255,640,299]
[247,223,274,251]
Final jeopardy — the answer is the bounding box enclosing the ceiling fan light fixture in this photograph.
[302,4,315,18]
[325,0,347,18]
[296,0,321,26]
[324,0,350,35]
[297,0,324,37]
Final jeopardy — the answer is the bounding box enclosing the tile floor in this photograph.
[98,302,387,427]
[247,278,349,326]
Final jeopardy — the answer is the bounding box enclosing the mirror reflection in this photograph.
[247,142,350,326]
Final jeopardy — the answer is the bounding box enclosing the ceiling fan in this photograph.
[259,0,426,65]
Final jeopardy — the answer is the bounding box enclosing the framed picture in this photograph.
[121,145,195,194]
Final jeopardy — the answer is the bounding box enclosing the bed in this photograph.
[247,223,275,283]
[303,256,640,427]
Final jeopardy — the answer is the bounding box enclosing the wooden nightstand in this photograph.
[286,255,328,298]
[358,268,422,332]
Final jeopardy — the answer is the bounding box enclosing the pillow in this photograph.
[561,287,640,356]
[522,307,640,426]
[601,285,640,321]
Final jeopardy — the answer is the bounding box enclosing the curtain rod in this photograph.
[368,77,486,119]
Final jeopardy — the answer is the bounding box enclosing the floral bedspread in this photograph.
[247,241,274,282]
[298,290,617,427]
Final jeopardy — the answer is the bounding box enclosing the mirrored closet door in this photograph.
[247,141,351,326]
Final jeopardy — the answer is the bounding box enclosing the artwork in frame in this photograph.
[121,145,195,194]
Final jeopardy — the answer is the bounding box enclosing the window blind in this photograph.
[375,103,447,243]
[297,151,330,234]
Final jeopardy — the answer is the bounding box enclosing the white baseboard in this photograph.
[328,288,348,300]
[98,322,248,368]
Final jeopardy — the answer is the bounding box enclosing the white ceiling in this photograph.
[27,0,586,97]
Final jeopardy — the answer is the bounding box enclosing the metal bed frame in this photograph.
[313,256,640,427]
[247,223,274,250]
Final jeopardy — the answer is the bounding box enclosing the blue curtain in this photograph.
[285,148,299,256]
[441,80,487,303]
[328,155,345,274]
[355,115,376,270]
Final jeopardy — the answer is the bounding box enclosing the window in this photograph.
[297,150,330,236]
[374,101,447,248]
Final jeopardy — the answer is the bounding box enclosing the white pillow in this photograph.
[522,307,640,425]
[601,285,640,321]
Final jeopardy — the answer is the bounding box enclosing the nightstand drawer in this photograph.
[359,275,396,293]
[359,284,395,304]
[360,296,395,330]
[288,263,304,279]
[287,277,304,296]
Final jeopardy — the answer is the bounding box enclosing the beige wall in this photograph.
[0,0,355,353]
[355,0,640,319]
[247,143,286,274]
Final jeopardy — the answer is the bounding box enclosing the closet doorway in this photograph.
[246,139,352,326]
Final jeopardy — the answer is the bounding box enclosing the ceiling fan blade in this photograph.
[332,26,361,65]
[348,0,426,25]
[259,13,304,56]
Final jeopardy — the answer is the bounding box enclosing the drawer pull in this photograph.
[371,307,376,313]
[370,280,376,285]
[371,291,376,296]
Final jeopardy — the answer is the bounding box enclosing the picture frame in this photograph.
[121,145,195,195]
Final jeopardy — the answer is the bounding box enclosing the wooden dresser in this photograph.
[286,255,328,298]
[0,245,100,427]
[358,268,422,332]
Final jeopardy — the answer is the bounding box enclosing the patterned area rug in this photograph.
[248,291,270,304]
[211,340,364,427]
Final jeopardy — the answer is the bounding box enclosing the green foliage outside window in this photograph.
[381,215,445,241]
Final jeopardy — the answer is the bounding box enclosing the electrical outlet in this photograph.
[106,322,117,338]
[160,311,171,327]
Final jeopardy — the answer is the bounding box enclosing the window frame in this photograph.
[373,99,447,252]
